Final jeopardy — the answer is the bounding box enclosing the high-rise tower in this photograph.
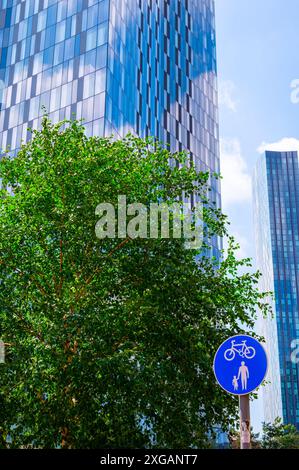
[253,150,299,428]
[0,0,220,254]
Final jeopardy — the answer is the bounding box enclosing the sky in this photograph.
[216,0,299,259]
[215,0,299,432]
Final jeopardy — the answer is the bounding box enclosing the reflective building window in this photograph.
[0,0,221,256]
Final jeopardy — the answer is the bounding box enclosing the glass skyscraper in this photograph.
[253,150,299,428]
[0,0,220,255]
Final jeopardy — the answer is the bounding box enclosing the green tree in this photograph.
[261,418,299,449]
[0,118,270,448]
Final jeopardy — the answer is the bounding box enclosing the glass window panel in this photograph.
[82,9,87,31]
[72,80,78,104]
[33,52,43,75]
[79,55,85,77]
[30,35,36,56]
[67,0,77,17]
[43,46,54,70]
[74,34,80,57]
[93,118,104,137]
[11,126,18,151]
[97,22,108,47]
[25,65,32,92]
[84,49,96,74]
[18,102,24,126]
[50,87,61,112]
[68,59,74,82]
[87,5,98,29]
[29,95,40,121]
[15,81,22,104]
[96,44,107,69]
[57,1,67,22]
[84,121,93,137]
[86,26,97,52]
[61,82,72,108]
[95,69,106,94]
[83,72,95,99]
[52,64,62,88]
[40,70,51,93]
[56,20,66,43]
[54,42,64,65]
[11,44,16,65]
[20,40,26,61]
[40,29,46,52]
[36,72,42,95]
[9,104,18,128]
[25,77,32,100]
[18,19,27,42]
[93,92,105,120]
[71,15,77,37]
[82,96,93,122]
[1,130,7,152]
[99,0,109,24]
[25,47,33,71]
[65,17,72,39]
[37,10,47,33]
[15,4,21,23]
[40,91,50,112]
[47,4,58,28]
[64,37,75,61]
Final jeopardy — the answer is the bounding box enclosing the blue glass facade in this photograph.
[0,0,110,146]
[0,0,220,255]
[253,151,299,428]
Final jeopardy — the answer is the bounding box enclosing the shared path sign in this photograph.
[213,334,268,396]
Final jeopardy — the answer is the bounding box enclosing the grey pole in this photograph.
[239,394,251,449]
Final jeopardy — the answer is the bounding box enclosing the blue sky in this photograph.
[216,0,299,260]
[215,0,299,432]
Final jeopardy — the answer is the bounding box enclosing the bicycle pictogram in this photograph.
[224,339,256,361]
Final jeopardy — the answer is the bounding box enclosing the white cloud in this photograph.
[220,138,252,208]
[218,80,238,112]
[257,137,299,154]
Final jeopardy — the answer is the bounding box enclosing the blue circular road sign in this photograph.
[213,335,268,395]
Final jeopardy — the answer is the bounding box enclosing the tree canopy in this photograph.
[0,117,270,448]
[261,418,299,449]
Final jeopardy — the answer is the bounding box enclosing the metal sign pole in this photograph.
[239,394,251,449]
